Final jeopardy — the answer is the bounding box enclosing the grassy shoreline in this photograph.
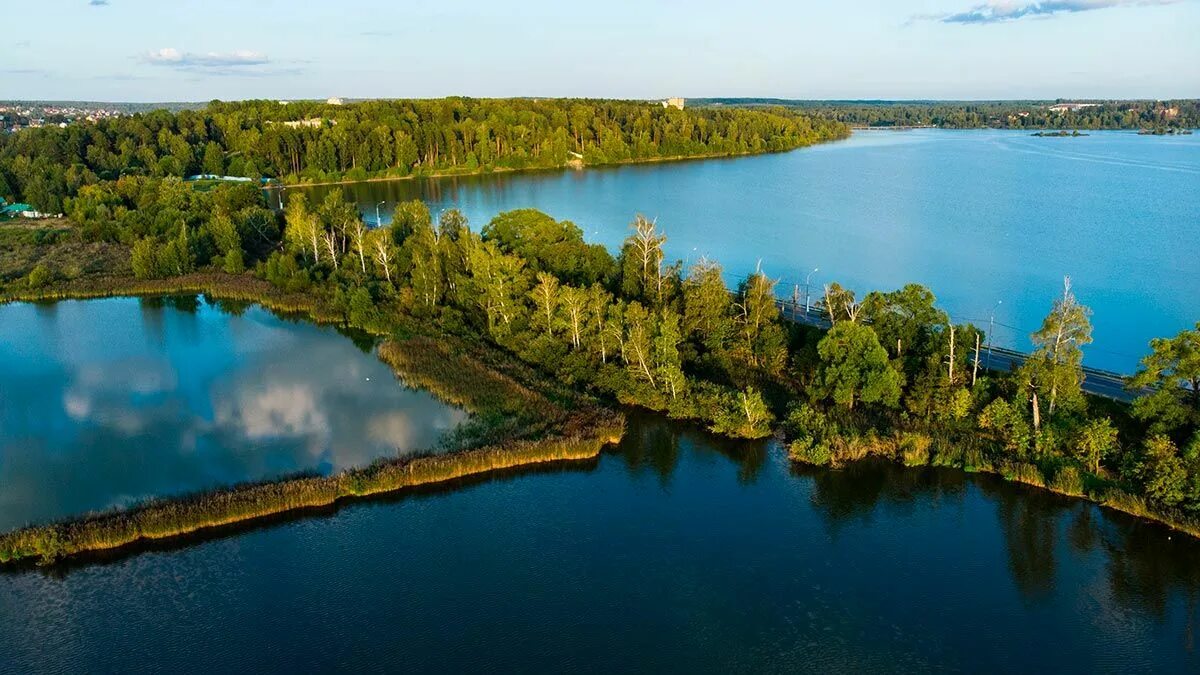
[787,430,1200,540]
[0,274,625,565]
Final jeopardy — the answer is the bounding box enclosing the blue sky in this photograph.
[1,0,1198,101]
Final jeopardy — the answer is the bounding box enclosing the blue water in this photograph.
[2,413,1198,673]
[0,296,467,530]
[308,130,1200,372]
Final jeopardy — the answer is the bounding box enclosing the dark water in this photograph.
[2,412,1198,673]
[302,130,1200,372]
[0,296,467,530]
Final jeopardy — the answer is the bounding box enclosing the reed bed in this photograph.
[0,272,325,319]
[0,410,624,565]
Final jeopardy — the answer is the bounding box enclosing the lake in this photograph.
[2,411,1198,673]
[302,129,1200,373]
[0,296,467,531]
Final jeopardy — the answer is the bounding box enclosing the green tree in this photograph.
[816,322,901,411]
[1073,417,1117,473]
[1130,322,1200,435]
[1138,435,1187,506]
[1020,276,1093,425]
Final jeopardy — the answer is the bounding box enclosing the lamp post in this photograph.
[375,201,386,228]
[987,300,1002,364]
[277,186,286,210]
[804,267,819,315]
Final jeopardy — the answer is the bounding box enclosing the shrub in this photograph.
[26,263,52,288]
[1049,465,1084,496]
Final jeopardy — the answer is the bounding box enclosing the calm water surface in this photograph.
[305,130,1200,372]
[0,296,467,530]
[1,413,1198,673]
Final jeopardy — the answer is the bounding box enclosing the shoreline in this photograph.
[787,432,1200,541]
[264,144,849,191]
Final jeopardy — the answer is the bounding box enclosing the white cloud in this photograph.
[922,0,1183,24]
[142,47,270,69]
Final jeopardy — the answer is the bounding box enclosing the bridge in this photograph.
[773,300,1140,403]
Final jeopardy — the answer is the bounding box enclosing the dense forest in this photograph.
[0,97,849,213]
[695,98,1200,130]
[5,174,1200,535]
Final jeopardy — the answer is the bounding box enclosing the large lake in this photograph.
[0,296,467,531]
[2,412,1198,672]
[304,130,1200,373]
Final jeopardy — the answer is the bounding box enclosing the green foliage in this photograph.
[0,98,849,212]
[978,397,1032,457]
[1072,417,1118,473]
[816,322,902,411]
[483,209,615,287]
[25,263,52,288]
[1136,435,1188,506]
[1130,322,1200,436]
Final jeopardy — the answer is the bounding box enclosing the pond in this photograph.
[0,296,467,530]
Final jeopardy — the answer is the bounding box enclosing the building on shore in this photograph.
[660,97,685,110]
[1047,102,1101,112]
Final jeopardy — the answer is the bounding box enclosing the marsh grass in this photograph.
[0,420,623,565]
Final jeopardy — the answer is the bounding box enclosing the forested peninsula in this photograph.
[697,98,1200,131]
[0,97,850,213]
[1,102,1199,563]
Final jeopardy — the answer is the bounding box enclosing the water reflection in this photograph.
[0,296,467,530]
[622,416,1200,636]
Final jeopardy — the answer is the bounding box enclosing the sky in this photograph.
[1,0,1198,102]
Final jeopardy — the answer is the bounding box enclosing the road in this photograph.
[775,301,1141,403]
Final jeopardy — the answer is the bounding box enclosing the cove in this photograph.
[1,413,1198,672]
[0,295,468,531]
[300,129,1200,373]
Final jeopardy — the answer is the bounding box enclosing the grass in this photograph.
[0,422,622,565]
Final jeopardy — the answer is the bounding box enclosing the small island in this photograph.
[1031,130,1088,137]
[1139,127,1194,135]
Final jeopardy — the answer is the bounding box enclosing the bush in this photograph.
[26,263,53,288]
[1049,465,1084,496]
[789,438,833,466]
[900,434,932,467]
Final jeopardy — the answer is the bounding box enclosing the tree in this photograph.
[369,228,397,285]
[1021,276,1092,423]
[1130,322,1200,435]
[654,309,686,400]
[816,322,901,411]
[733,268,786,374]
[1073,417,1117,473]
[823,282,859,324]
[202,141,225,176]
[682,257,732,352]
[559,285,589,350]
[284,192,321,263]
[529,272,560,337]
[482,209,615,286]
[620,215,666,305]
[1137,435,1187,506]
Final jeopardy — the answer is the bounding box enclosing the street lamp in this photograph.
[375,201,386,228]
[987,300,1003,364]
[277,186,286,210]
[804,267,819,315]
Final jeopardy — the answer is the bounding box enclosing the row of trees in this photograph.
[695,99,1200,130]
[0,97,850,213]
